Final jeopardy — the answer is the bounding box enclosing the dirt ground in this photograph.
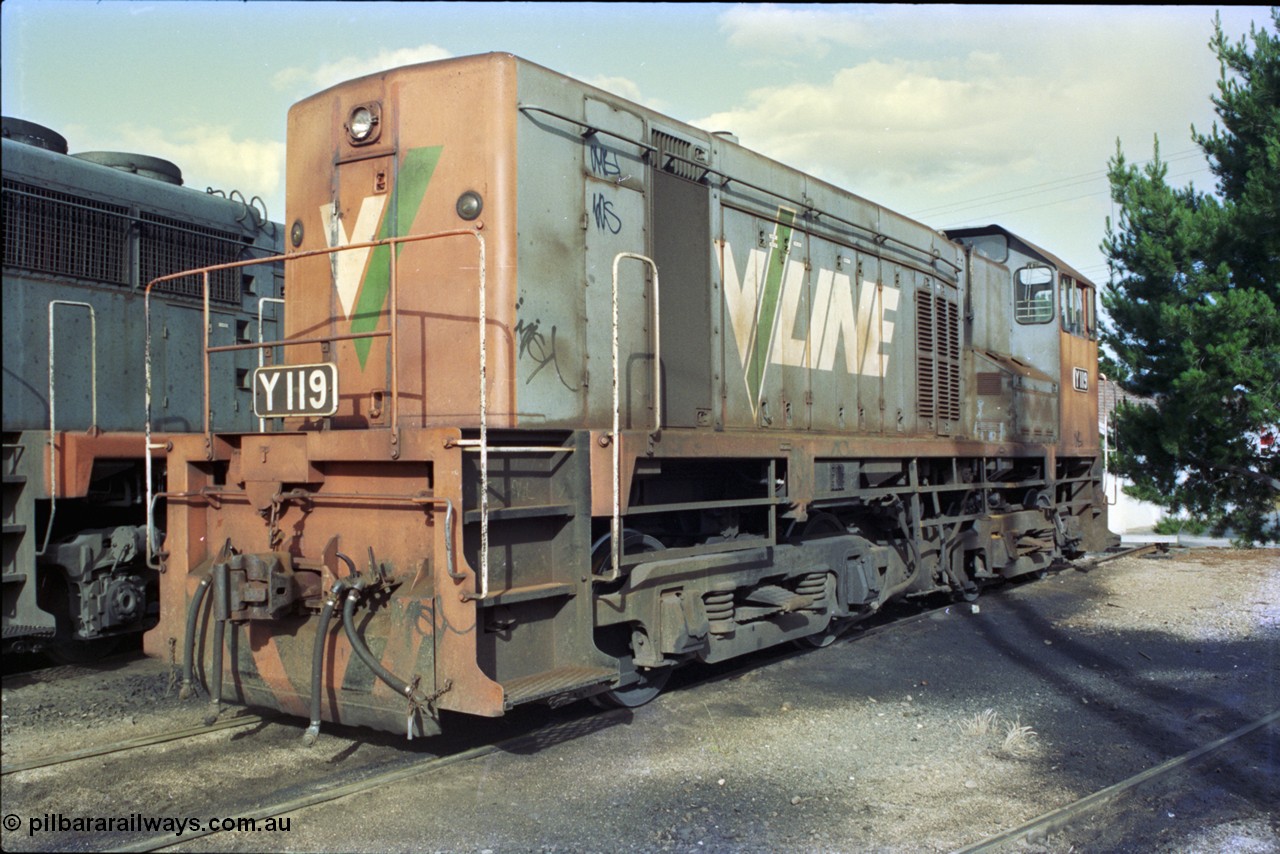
[1,547,1277,853]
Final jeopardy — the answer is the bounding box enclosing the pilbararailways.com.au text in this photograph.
[6,812,292,837]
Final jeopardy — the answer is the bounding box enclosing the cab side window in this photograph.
[1059,276,1094,338]
[1015,266,1054,324]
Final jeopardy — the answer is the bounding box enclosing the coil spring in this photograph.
[795,572,829,604]
[703,589,734,633]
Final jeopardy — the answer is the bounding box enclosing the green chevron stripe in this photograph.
[350,145,443,367]
[745,208,795,404]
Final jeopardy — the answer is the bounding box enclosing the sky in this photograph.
[2,2,1272,286]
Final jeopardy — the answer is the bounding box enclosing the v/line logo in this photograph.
[320,146,443,368]
[719,208,900,411]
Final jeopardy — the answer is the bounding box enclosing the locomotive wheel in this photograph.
[796,617,851,649]
[591,665,673,709]
[590,530,672,709]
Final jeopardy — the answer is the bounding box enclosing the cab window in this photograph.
[1015,266,1054,324]
[1060,276,1095,338]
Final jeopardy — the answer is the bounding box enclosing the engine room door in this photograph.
[583,99,651,430]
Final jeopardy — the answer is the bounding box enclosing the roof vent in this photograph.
[72,151,183,185]
[2,117,69,154]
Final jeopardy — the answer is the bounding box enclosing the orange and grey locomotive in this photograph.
[144,54,1114,739]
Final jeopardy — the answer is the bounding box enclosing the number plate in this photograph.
[253,363,339,418]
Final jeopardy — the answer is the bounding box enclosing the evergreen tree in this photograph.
[1102,9,1280,542]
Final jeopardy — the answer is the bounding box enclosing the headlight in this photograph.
[346,105,379,144]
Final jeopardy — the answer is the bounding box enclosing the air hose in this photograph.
[342,577,429,738]
[302,578,347,746]
[178,573,212,701]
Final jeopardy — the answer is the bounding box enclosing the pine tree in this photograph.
[1102,9,1280,542]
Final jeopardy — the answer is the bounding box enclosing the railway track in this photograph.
[103,707,633,853]
[4,544,1179,852]
[3,544,1156,770]
[0,712,272,776]
[957,708,1280,853]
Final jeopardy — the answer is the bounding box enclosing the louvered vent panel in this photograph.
[976,372,1004,396]
[938,298,961,422]
[652,130,703,182]
[916,292,936,420]
[916,291,961,425]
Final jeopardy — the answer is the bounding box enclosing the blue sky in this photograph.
[2,2,1270,284]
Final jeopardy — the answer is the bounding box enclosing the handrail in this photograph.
[142,228,485,570]
[606,252,661,581]
[518,104,961,276]
[256,297,285,432]
[41,300,97,557]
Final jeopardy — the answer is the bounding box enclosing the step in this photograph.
[501,665,616,708]
[463,502,575,524]
[476,582,574,607]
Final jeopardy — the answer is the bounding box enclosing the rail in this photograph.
[41,300,97,557]
[604,252,661,582]
[142,229,485,570]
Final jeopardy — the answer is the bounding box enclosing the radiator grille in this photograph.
[3,179,130,283]
[3,179,246,304]
[138,212,245,303]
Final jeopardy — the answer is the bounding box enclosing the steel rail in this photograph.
[1,712,269,776]
[105,707,633,853]
[955,708,1280,853]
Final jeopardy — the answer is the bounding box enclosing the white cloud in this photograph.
[691,57,1045,199]
[718,4,876,59]
[272,44,454,95]
[581,74,667,112]
[106,124,286,216]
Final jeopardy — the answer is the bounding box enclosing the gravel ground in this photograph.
[1,547,1276,853]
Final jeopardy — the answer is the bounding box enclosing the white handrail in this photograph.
[256,297,286,432]
[608,252,661,578]
[42,300,97,557]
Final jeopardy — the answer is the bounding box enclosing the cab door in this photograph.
[1058,276,1099,453]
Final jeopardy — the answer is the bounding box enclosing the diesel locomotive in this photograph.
[143,54,1114,739]
[2,117,282,658]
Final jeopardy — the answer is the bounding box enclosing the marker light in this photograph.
[456,191,483,221]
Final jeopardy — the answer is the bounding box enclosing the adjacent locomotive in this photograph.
[2,118,282,658]
[145,54,1114,738]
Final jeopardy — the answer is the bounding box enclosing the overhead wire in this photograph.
[909,148,1209,220]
